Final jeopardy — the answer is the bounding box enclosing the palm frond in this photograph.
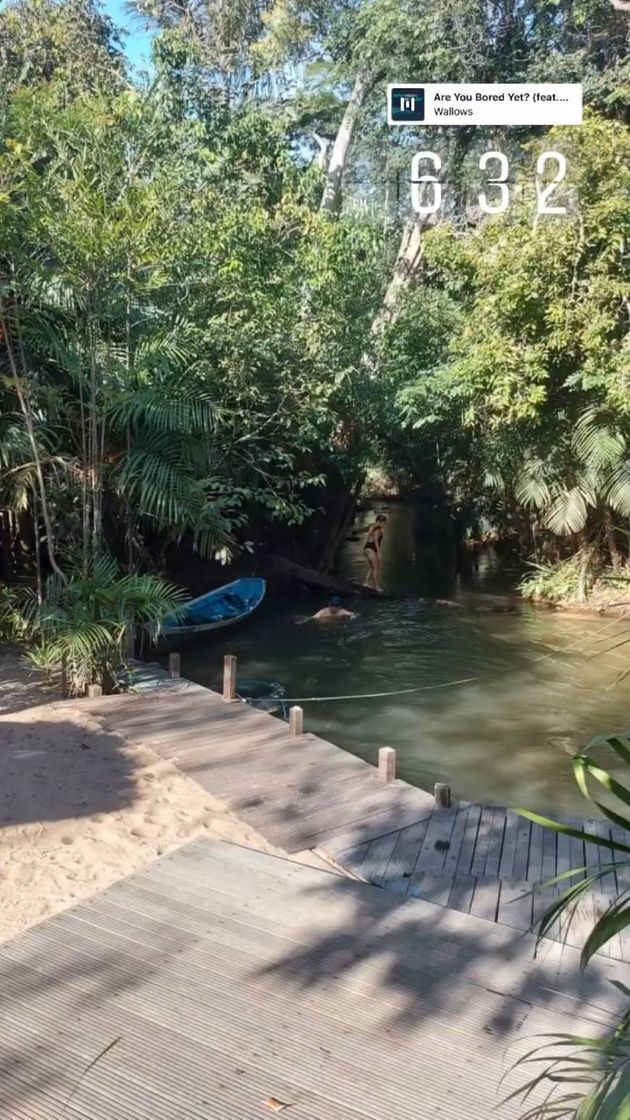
[573,408,627,472]
[603,462,630,518]
[503,1027,630,1119]
[9,556,187,695]
[515,459,553,510]
[545,487,589,535]
[109,387,220,436]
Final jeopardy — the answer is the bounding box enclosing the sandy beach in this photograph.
[0,648,277,942]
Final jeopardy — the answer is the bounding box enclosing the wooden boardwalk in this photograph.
[85,677,630,957]
[0,838,627,1120]
[87,681,437,852]
[325,804,630,959]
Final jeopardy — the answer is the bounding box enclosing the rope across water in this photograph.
[248,609,630,704]
[257,676,480,704]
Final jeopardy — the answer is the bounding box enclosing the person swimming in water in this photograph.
[311,595,356,621]
[363,514,387,592]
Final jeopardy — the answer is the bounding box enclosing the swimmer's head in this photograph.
[329,595,341,610]
[376,514,387,524]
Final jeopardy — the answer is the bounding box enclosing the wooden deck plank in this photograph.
[498,881,533,933]
[592,892,623,961]
[526,822,545,884]
[561,895,597,954]
[327,843,370,881]
[441,806,470,878]
[567,817,586,882]
[378,818,432,895]
[411,874,453,906]
[278,777,432,836]
[610,826,630,891]
[483,810,507,879]
[453,805,482,877]
[511,816,531,881]
[3,839,627,1120]
[469,878,501,923]
[531,884,559,943]
[497,811,520,880]
[556,826,573,877]
[448,876,477,915]
[311,802,435,855]
[591,821,616,892]
[541,824,557,884]
[410,806,457,878]
[360,832,401,886]
[470,806,498,877]
[583,820,602,876]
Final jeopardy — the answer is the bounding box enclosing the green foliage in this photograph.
[0,0,126,94]
[0,83,361,570]
[1,0,629,604]
[520,553,598,605]
[393,113,630,562]
[505,1025,630,1120]
[508,732,630,1117]
[1,555,187,695]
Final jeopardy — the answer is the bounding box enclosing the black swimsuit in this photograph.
[364,530,381,553]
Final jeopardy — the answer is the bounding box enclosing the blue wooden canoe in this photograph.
[161,577,265,638]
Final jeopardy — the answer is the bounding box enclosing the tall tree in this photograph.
[0,0,126,93]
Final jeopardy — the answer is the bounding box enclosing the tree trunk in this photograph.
[0,305,65,581]
[31,483,43,604]
[0,511,14,580]
[318,482,362,572]
[370,214,430,341]
[605,513,623,570]
[320,68,377,214]
[267,553,384,598]
[365,128,478,372]
[313,133,332,171]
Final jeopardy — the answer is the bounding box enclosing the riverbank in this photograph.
[526,575,630,618]
[441,588,630,619]
[0,647,278,943]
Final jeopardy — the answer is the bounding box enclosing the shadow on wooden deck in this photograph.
[0,840,625,1119]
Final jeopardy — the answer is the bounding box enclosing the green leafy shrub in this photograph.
[1,555,186,695]
[520,552,599,604]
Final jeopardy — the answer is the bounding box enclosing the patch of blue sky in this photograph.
[103,0,154,75]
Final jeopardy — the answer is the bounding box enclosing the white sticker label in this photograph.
[388,84,582,127]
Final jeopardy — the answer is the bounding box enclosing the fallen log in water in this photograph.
[266,555,524,610]
[266,554,389,599]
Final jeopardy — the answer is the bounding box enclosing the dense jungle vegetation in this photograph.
[0,0,628,678]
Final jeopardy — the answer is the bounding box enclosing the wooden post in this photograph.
[169,652,181,680]
[289,705,303,736]
[434,782,451,809]
[378,746,396,784]
[223,654,237,701]
[87,683,102,698]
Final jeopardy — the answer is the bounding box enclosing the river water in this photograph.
[182,503,630,817]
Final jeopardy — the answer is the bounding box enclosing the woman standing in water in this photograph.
[363,514,387,592]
